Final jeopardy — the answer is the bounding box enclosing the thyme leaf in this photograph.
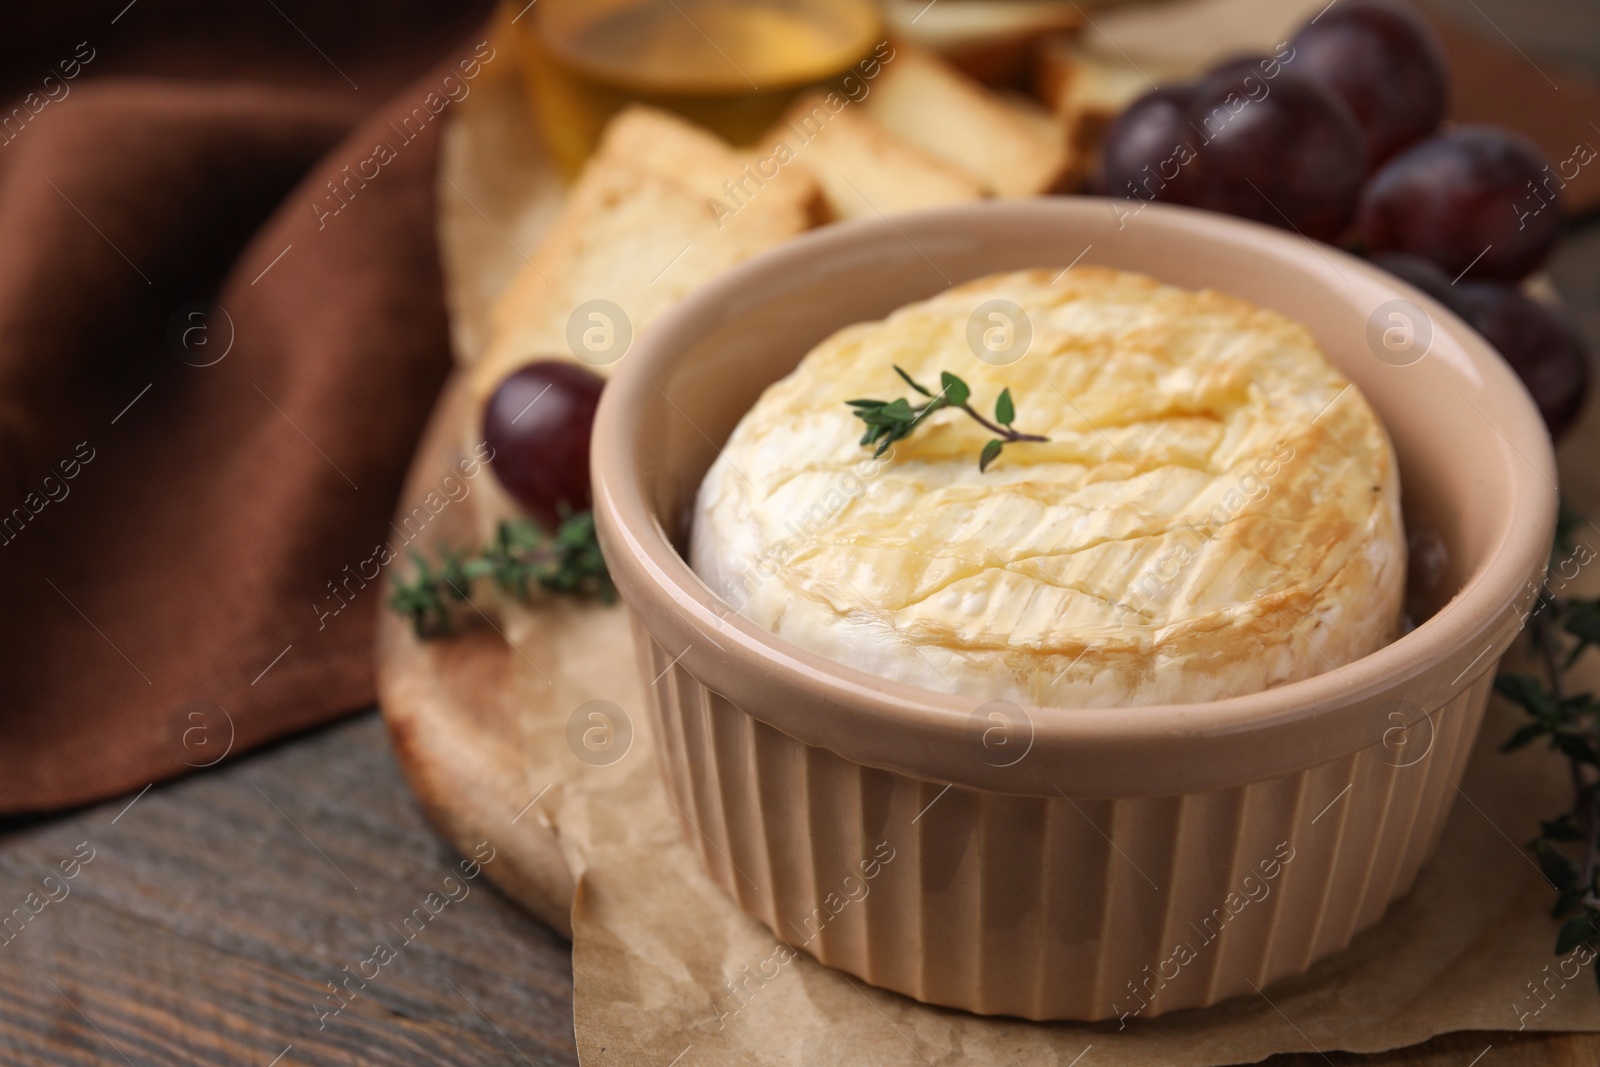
[388,511,613,639]
[847,366,1047,472]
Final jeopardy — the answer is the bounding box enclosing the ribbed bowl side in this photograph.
[637,623,1498,1021]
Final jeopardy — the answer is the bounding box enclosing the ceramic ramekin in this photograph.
[590,199,1557,1021]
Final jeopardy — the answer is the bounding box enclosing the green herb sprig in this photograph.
[389,511,613,639]
[1499,502,1600,976]
[847,366,1047,472]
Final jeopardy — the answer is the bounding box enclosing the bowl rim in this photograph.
[591,198,1558,796]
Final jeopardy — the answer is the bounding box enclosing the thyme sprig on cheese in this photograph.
[847,366,1047,472]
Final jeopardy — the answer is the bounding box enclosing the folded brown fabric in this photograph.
[0,5,494,813]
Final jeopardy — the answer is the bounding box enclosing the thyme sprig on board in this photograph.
[1499,503,1600,979]
[847,366,1047,472]
[389,512,613,639]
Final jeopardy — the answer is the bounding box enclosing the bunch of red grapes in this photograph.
[1099,0,1589,439]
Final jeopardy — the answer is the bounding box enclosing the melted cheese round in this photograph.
[690,267,1405,708]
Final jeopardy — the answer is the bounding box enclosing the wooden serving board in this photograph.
[376,373,577,937]
[375,369,1600,1066]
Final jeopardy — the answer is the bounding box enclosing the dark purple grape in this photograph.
[483,360,604,528]
[1451,282,1589,439]
[1187,68,1366,242]
[1368,251,1590,437]
[1357,126,1562,282]
[1367,251,1461,309]
[1288,0,1449,168]
[1098,84,1206,209]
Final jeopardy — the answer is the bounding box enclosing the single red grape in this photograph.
[483,360,604,528]
[1368,252,1589,438]
[1099,84,1206,209]
[1451,282,1590,439]
[1288,0,1449,168]
[1357,126,1562,282]
[1187,68,1367,242]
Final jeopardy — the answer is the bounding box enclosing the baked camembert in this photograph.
[691,267,1405,707]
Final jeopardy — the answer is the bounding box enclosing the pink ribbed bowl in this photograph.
[590,199,1556,1020]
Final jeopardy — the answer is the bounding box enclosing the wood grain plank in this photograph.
[0,714,578,1067]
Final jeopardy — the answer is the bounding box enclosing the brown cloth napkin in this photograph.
[0,2,495,813]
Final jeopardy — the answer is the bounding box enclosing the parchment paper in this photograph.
[437,8,1600,1064]
[555,683,1600,1065]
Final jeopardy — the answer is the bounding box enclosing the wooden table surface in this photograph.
[4,2,1600,1064]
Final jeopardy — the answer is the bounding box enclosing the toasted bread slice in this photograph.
[881,0,1082,84]
[471,106,823,401]
[1075,0,1323,71]
[1034,36,1170,162]
[764,92,985,221]
[863,43,1073,197]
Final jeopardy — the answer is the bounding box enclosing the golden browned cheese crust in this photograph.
[691,266,1406,708]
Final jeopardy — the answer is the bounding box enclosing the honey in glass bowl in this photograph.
[508,0,883,173]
